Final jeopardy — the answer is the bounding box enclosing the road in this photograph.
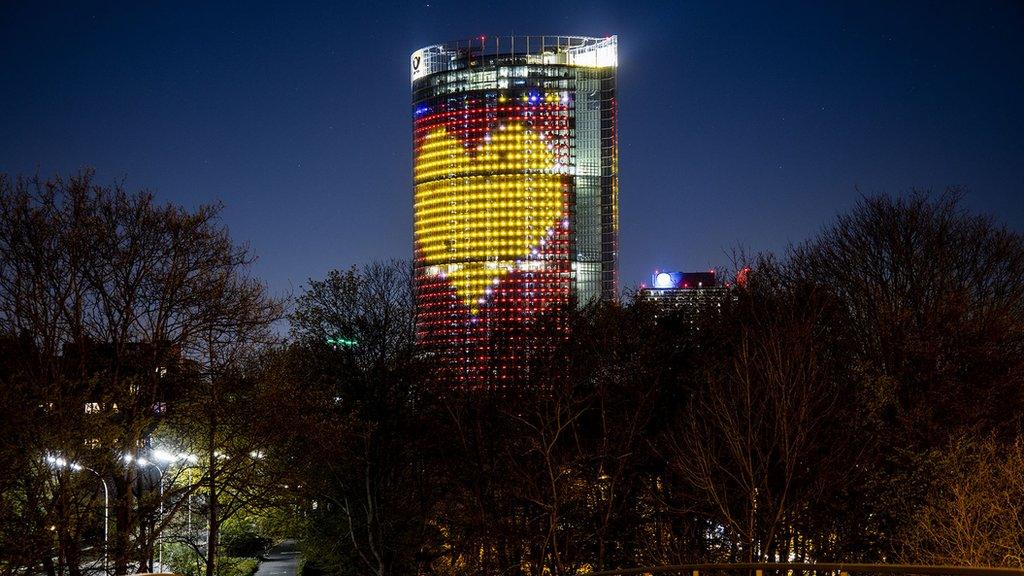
[255,540,300,576]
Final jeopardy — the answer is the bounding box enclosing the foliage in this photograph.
[283,190,1024,574]
[165,542,206,576]
[219,514,273,558]
[281,260,435,576]
[0,170,279,576]
[3,174,1023,576]
[901,436,1024,568]
[216,556,259,576]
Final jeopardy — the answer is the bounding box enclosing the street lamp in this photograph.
[150,449,199,536]
[126,455,164,571]
[130,448,199,571]
[45,455,109,573]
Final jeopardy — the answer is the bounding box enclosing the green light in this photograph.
[326,336,358,348]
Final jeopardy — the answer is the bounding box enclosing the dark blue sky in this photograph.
[2,1,1022,296]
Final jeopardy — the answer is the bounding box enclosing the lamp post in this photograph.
[135,458,164,571]
[187,467,193,535]
[146,449,199,567]
[45,456,109,573]
[124,448,199,572]
[81,465,109,574]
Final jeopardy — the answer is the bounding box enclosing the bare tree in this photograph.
[786,190,1024,557]
[902,437,1024,568]
[168,352,295,576]
[289,260,415,369]
[789,190,1024,447]
[0,170,279,575]
[286,261,433,576]
[663,260,860,563]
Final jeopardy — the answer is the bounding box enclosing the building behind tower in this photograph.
[640,270,730,322]
[411,36,618,390]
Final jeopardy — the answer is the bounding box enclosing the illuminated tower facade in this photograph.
[412,35,618,389]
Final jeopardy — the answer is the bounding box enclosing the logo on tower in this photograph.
[410,48,432,81]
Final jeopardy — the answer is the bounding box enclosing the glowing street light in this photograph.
[45,454,108,572]
[151,449,178,464]
[150,448,199,536]
[125,454,166,570]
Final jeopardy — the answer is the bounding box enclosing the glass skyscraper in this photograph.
[411,35,618,389]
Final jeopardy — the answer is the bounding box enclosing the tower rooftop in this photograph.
[411,35,617,83]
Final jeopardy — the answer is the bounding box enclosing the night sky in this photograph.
[2,1,1022,296]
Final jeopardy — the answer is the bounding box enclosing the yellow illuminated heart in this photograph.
[414,122,565,313]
